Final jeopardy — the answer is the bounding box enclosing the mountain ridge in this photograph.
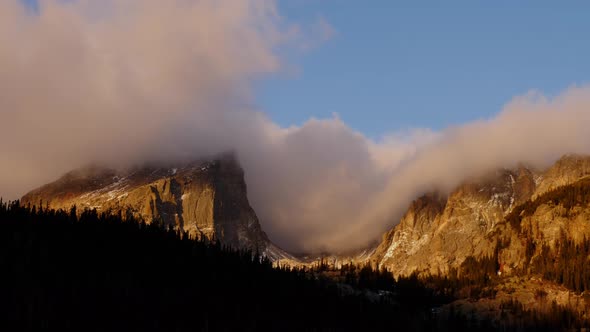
[21,155,295,262]
[370,153,590,277]
[20,153,590,273]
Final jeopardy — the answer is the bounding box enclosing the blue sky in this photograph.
[257,1,590,138]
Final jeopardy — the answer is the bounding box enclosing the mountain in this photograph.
[21,154,293,261]
[370,154,590,277]
[17,152,590,325]
[20,152,590,275]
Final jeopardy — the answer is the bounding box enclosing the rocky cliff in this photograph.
[371,154,590,277]
[21,155,293,261]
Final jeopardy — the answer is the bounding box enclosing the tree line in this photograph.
[0,200,452,331]
[1,199,588,331]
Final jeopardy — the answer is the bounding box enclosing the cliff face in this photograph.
[533,154,590,198]
[21,156,292,260]
[371,154,590,277]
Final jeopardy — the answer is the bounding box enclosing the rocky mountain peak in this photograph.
[21,155,294,261]
[371,153,590,278]
[533,154,590,198]
[370,165,540,276]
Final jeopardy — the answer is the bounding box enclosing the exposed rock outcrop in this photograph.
[21,155,294,261]
[371,154,590,277]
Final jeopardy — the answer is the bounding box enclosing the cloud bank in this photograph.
[1,1,590,253]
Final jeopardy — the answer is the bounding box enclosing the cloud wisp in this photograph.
[2,1,590,253]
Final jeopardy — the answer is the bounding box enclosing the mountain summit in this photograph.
[370,154,590,277]
[21,155,292,261]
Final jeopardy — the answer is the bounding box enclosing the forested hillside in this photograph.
[0,200,428,331]
[0,200,587,331]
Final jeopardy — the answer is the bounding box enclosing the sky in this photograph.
[3,1,590,253]
[258,1,590,137]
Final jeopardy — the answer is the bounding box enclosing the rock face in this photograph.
[533,153,590,198]
[371,154,590,277]
[21,155,292,260]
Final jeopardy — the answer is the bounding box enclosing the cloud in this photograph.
[2,1,590,253]
[244,88,590,252]
[0,0,285,196]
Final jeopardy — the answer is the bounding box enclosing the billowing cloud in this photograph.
[1,0,286,197]
[1,1,590,253]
